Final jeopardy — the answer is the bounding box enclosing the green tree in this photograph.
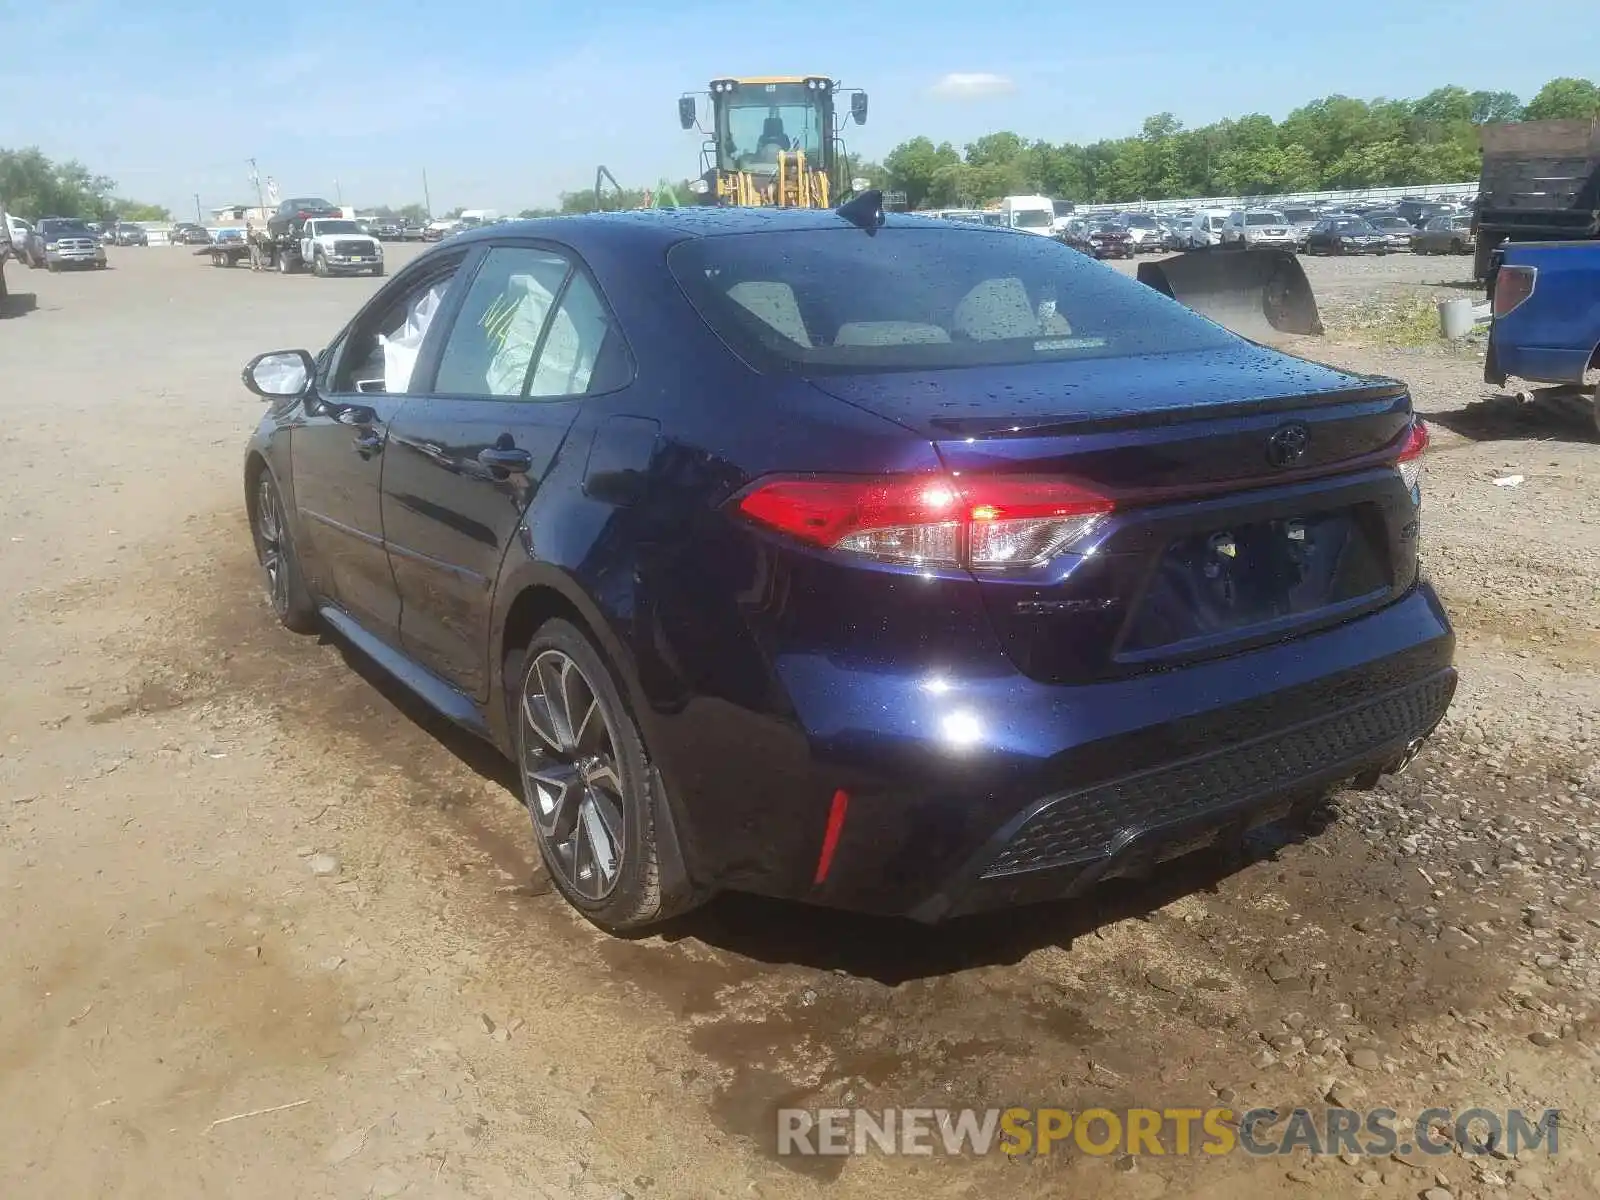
[1525,77,1600,120]
[0,146,116,218]
[112,200,171,221]
[964,131,1026,170]
[884,136,961,208]
[1469,90,1523,123]
[1412,85,1474,125]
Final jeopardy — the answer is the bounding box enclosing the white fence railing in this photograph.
[1073,180,1478,218]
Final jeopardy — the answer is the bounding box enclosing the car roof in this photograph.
[442,207,1035,255]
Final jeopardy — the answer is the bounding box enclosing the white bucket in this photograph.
[1438,297,1474,340]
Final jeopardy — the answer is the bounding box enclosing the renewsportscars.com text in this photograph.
[778,1106,1561,1158]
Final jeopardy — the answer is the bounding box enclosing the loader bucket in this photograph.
[1137,248,1323,339]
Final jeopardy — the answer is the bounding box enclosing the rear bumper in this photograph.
[1485,329,1593,387]
[915,664,1453,919]
[725,583,1453,919]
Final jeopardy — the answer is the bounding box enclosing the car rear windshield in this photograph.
[1246,212,1285,225]
[666,226,1233,374]
[1011,209,1051,228]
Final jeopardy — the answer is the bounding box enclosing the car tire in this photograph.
[276,252,293,275]
[508,619,667,932]
[312,252,328,278]
[250,469,318,633]
[371,264,384,277]
[1451,239,1464,254]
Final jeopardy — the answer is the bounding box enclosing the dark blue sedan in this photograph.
[241,205,1454,931]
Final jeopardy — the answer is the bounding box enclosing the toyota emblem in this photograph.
[1266,422,1310,468]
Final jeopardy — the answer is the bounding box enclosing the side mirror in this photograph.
[242,349,315,399]
[851,92,868,125]
[678,96,697,130]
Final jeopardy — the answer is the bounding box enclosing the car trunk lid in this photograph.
[806,347,1423,683]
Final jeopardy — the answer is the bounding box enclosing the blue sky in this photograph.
[1,0,1593,217]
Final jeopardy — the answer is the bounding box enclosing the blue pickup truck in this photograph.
[1485,242,1600,428]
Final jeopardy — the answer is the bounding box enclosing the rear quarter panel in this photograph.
[1489,242,1600,385]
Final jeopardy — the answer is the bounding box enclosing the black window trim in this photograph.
[411,235,637,404]
[322,246,476,396]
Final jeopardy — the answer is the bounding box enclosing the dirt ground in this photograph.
[2,244,1598,1200]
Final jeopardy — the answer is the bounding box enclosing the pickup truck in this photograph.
[1484,240,1600,429]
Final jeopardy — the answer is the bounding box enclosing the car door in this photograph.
[289,248,473,642]
[380,241,633,699]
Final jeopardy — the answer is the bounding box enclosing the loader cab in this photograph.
[681,75,867,208]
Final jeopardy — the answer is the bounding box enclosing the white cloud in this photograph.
[928,72,1016,100]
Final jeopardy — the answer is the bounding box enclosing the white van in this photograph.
[999,195,1055,236]
[1182,209,1230,249]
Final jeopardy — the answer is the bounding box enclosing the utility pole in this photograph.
[422,168,432,218]
[194,194,202,224]
[335,177,342,206]
[249,157,266,220]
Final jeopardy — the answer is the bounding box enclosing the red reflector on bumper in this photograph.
[812,789,850,885]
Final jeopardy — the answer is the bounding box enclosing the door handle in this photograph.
[352,430,383,455]
[478,446,533,473]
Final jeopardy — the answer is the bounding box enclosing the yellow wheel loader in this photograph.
[678,75,868,209]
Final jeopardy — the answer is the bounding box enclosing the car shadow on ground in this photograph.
[653,812,1331,985]
[316,626,520,791]
[0,291,38,318]
[1428,386,1598,444]
[311,615,1335,985]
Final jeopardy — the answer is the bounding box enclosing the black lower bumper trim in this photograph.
[979,670,1454,882]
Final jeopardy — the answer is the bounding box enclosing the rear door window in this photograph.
[429,244,633,400]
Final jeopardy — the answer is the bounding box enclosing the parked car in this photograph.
[371,221,403,241]
[238,209,1452,931]
[1086,220,1136,259]
[170,223,213,246]
[27,217,108,270]
[1220,209,1297,249]
[1053,221,1097,256]
[1303,216,1390,256]
[112,222,149,247]
[1365,215,1417,252]
[400,220,427,241]
[1116,212,1164,253]
[266,197,342,239]
[1180,210,1228,249]
[1411,214,1476,256]
[1396,198,1458,227]
[1281,208,1322,249]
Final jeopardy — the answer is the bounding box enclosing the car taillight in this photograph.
[735,475,1115,571]
[1394,418,1428,495]
[1492,264,1536,318]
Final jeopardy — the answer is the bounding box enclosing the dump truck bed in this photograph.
[1474,119,1600,277]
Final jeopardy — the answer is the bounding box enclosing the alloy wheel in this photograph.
[255,474,290,617]
[519,650,626,901]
